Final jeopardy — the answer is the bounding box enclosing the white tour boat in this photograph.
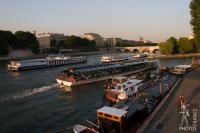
[101,55,128,63]
[8,55,87,71]
[133,53,148,58]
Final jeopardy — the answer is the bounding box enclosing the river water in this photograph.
[0,53,195,133]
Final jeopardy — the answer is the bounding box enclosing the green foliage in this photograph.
[58,40,65,48]
[116,42,158,47]
[159,40,174,55]
[0,30,16,48]
[178,37,194,54]
[160,36,196,54]
[190,0,200,52]
[50,39,57,48]
[30,42,40,54]
[167,37,179,54]
[0,39,9,55]
[62,36,95,49]
[14,31,39,54]
[0,30,39,54]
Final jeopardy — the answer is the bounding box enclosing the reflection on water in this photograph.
[8,71,21,77]
[59,85,72,92]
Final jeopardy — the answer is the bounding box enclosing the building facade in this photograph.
[83,33,104,47]
[103,38,122,47]
[37,33,65,50]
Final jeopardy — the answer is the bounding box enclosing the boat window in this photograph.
[112,79,120,84]
[117,86,121,90]
[104,114,112,118]
[99,112,103,116]
[131,87,134,91]
[114,116,119,120]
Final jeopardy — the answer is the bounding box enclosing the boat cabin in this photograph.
[97,106,128,133]
[171,65,192,75]
[111,77,143,96]
[112,76,128,84]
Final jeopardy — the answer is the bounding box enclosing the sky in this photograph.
[0,0,192,42]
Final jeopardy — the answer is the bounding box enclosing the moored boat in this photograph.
[101,55,128,63]
[104,76,144,102]
[170,64,192,75]
[133,53,148,58]
[56,60,158,87]
[8,55,87,71]
[73,125,99,133]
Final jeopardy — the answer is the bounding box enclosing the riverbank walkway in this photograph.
[139,68,200,133]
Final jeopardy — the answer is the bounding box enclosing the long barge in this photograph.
[56,60,158,87]
[8,55,87,71]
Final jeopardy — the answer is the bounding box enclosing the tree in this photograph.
[159,37,175,55]
[58,40,65,48]
[15,31,38,48]
[0,39,9,55]
[30,42,40,54]
[159,41,174,55]
[190,39,196,52]
[190,0,200,52]
[14,31,39,53]
[167,37,179,54]
[50,39,57,48]
[62,35,95,49]
[0,30,16,48]
[178,37,193,54]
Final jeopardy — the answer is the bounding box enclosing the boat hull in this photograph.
[56,79,73,86]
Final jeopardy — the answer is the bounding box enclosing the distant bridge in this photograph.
[116,46,160,53]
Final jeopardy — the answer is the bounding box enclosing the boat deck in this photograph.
[72,66,157,86]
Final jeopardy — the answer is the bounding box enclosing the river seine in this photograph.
[0,53,194,133]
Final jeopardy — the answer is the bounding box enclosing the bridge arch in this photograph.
[132,49,139,53]
[124,49,132,53]
[152,49,160,54]
[142,49,150,53]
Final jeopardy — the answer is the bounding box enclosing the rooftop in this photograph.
[97,106,127,117]
[175,64,192,69]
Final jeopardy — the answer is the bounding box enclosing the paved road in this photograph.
[145,68,200,133]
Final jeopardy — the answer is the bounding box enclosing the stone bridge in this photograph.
[116,46,160,53]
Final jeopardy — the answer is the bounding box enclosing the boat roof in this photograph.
[175,64,192,69]
[75,61,148,73]
[116,79,142,89]
[127,79,143,85]
[97,106,127,117]
[113,76,127,80]
[114,101,145,117]
[76,64,121,73]
[12,59,45,63]
[102,55,127,58]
